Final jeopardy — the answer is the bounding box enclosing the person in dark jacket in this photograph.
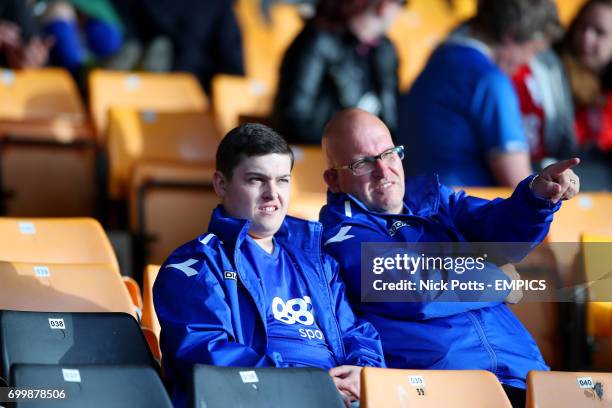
[154,123,384,408]
[319,108,581,408]
[273,0,402,145]
[111,0,244,94]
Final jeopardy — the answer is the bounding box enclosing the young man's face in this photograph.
[215,153,292,239]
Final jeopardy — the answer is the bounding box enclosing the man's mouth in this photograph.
[259,205,279,213]
[373,181,394,192]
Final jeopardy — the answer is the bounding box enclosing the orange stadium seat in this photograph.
[212,74,275,134]
[361,368,512,408]
[142,264,161,341]
[455,186,513,200]
[234,0,303,83]
[581,233,612,370]
[549,193,612,243]
[0,122,97,217]
[555,0,589,26]
[388,0,458,91]
[0,68,84,121]
[0,68,96,216]
[547,192,612,286]
[0,217,119,272]
[0,261,136,318]
[450,0,477,21]
[287,145,327,221]
[129,163,218,265]
[526,370,612,407]
[106,108,221,200]
[88,70,208,140]
[142,264,162,361]
[446,0,588,27]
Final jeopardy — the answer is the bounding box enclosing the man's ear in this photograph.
[324,168,341,193]
[212,171,227,197]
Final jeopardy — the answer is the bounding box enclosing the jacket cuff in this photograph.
[518,174,561,212]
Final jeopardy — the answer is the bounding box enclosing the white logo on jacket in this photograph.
[271,296,325,340]
[388,220,408,237]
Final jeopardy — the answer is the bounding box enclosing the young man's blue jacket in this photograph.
[319,174,560,389]
[154,206,385,407]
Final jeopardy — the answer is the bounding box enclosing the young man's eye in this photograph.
[279,178,290,183]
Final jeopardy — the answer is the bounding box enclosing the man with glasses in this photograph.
[319,108,580,407]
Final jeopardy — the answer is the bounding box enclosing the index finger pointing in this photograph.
[545,157,580,176]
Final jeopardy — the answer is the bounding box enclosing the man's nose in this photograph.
[372,158,391,178]
[262,181,278,199]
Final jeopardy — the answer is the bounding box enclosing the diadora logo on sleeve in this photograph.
[224,271,237,281]
[388,220,408,237]
[271,296,325,340]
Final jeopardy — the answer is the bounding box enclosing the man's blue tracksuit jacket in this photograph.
[319,174,560,389]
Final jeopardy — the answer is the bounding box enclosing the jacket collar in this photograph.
[324,173,442,219]
[208,205,322,253]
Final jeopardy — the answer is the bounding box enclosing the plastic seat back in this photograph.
[0,217,119,273]
[192,365,344,408]
[89,70,207,138]
[526,370,612,407]
[11,364,172,407]
[361,368,512,408]
[0,262,136,318]
[0,311,155,381]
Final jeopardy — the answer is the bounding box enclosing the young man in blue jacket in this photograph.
[154,123,385,407]
[319,108,581,407]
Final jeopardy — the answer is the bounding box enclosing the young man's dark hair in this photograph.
[215,123,294,180]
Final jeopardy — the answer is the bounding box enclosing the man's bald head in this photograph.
[322,108,392,168]
[321,108,405,214]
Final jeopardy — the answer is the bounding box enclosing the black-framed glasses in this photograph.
[334,145,404,176]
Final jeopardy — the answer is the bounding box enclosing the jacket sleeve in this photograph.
[323,254,385,367]
[448,175,561,258]
[323,224,507,320]
[154,250,280,385]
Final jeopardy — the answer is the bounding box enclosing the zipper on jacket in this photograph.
[467,310,498,375]
[232,235,269,341]
[314,223,347,362]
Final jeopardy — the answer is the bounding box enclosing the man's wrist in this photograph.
[528,174,547,201]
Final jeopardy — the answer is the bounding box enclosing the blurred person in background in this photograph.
[0,0,51,69]
[111,0,244,95]
[511,6,578,173]
[273,0,403,145]
[41,0,124,75]
[399,0,560,187]
[558,0,612,190]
